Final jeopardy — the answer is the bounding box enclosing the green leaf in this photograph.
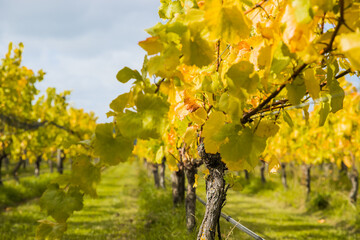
[70,155,101,197]
[117,111,151,139]
[224,173,243,191]
[117,94,169,139]
[109,93,131,113]
[181,26,215,67]
[94,123,134,165]
[218,93,243,122]
[39,184,83,223]
[319,99,330,126]
[271,42,291,74]
[286,76,306,105]
[329,79,345,113]
[36,220,67,240]
[254,120,279,138]
[219,127,267,171]
[283,110,294,128]
[116,67,142,83]
[148,45,181,78]
[310,0,334,12]
[201,73,223,93]
[226,61,259,96]
[202,111,226,154]
[326,62,344,113]
[159,0,183,19]
[205,0,251,43]
[292,0,313,23]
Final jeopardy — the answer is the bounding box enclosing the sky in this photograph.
[0,0,161,123]
[1,1,359,123]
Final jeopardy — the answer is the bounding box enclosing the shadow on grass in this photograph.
[132,169,201,240]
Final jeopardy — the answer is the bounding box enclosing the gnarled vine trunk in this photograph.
[260,160,266,184]
[0,153,5,185]
[48,160,54,173]
[281,162,288,189]
[244,170,249,180]
[185,162,197,232]
[159,157,166,189]
[348,168,358,204]
[340,161,348,175]
[57,149,65,174]
[22,158,27,169]
[35,155,41,176]
[303,165,311,196]
[4,156,9,171]
[197,142,226,240]
[152,163,160,188]
[171,164,185,206]
[12,158,24,182]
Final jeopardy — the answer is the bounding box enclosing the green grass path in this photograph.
[216,192,356,239]
[0,163,140,240]
[1,163,359,239]
[64,164,139,239]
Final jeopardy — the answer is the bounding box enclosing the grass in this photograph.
[0,173,53,210]
[64,163,140,239]
[0,162,359,239]
[212,165,360,239]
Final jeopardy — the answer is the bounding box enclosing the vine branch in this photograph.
[244,0,269,15]
[248,68,352,119]
[241,63,307,124]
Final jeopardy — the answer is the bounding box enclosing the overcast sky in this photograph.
[0,0,161,123]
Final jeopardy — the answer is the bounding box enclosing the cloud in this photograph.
[0,0,161,122]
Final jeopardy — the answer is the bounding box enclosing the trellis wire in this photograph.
[196,195,265,240]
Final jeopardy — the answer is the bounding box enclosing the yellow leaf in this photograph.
[155,146,164,164]
[343,155,352,168]
[304,68,320,99]
[254,120,279,138]
[189,107,208,125]
[268,157,280,173]
[202,111,226,153]
[202,169,209,178]
[173,103,189,120]
[205,0,251,43]
[281,4,315,52]
[193,174,199,188]
[183,126,198,146]
[338,32,360,70]
[138,36,164,55]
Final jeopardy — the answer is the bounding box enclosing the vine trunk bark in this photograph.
[339,161,348,176]
[4,156,9,171]
[244,170,249,180]
[185,162,197,232]
[152,163,160,188]
[12,158,24,182]
[303,165,311,196]
[348,168,358,204]
[35,155,41,176]
[57,149,65,174]
[260,160,266,184]
[48,160,54,173]
[0,154,4,185]
[281,162,288,189]
[22,159,27,169]
[171,164,185,206]
[159,157,166,189]
[197,142,226,240]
